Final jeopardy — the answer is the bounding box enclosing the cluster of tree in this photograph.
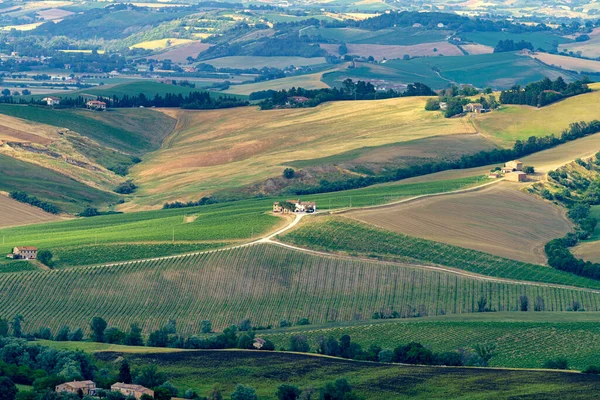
[500,77,591,107]
[256,81,434,109]
[544,153,600,280]
[114,181,137,195]
[493,39,534,53]
[163,196,218,209]
[287,120,600,196]
[288,333,496,368]
[9,191,60,214]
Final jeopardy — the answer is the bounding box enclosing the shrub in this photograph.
[283,168,295,179]
[583,365,600,374]
[37,250,53,267]
[544,358,569,370]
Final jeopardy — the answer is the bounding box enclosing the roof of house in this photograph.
[15,246,38,251]
[507,160,522,164]
[43,96,60,101]
[469,103,483,107]
[59,380,95,389]
[111,382,153,392]
[289,96,310,102]
[87,100,106,105]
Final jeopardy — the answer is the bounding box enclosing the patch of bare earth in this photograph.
[152,42,214,62]
[347,182,573,264]
[0,194,63,228]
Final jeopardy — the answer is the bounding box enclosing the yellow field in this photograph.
[0,195,63,228]
[223,71,332,95]
[573,241,600,263]
[473,84,600,146]
[58,49,106,54]
[529,52,600,73]
[461,44,494,55]
[130,38,194,50]
[348,182,573,264]
[1,22,44,31]
[127,98,477,209]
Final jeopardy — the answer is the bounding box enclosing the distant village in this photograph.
[56,380,153,398]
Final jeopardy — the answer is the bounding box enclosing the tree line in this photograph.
[9,191,60,214]
[499,77,591,107]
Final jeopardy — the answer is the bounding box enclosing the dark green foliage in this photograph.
[200,320,212,334]
[153,388,172,400]
[523,166,535,174]
[0,377,17,400]
[230,384,257,400]
[238,319,252,332]
[424,98,440,111]
[584,365,600,374]
[105,327,125,344]
[80,208,100,217]
[296,318,310,326]
[9,191,60,214]
[56,326,70,341]
[147,329,169,348]
[69,328,84,342]
[444,97,465,118]
[37,250,53,267]
[135,365,167,388]
[159,381,179,397]
[320,378,360,400]
[276,384,301,400]
[119,360,132,384]
[500,77,590,107]
[494,39,534,53]
[11,315,23,338]
[544,358,569,370]
[289,335,310,352]
[124,324,144,346]
[90,317,107,342]
[114,181,137,195]
[283,168,295,179]
[0,319,9,337]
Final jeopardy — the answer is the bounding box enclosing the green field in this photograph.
[304,27,449,45]
[92,350,600,399]
[461,31,572,51]
[0,105,175,155]
[279,217,600,290]
[206,56,328,69]
[262,312,600,370]
[589,205,600,241]
[0,153,119,213]
[2,243,600,336]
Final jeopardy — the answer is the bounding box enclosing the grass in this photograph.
[224,71,332,95]
[461,31,572,51]
[0,105,175,156]
[279,217,600,290]
[0,260,38,273]
[94,349,600,399]
[36,340,186,353]
[261,312,600,370]
[130,97,476,208]
[2,243,600,336]
[303,27,449,45]
[0,153,119,214]
[130,38,193,50]
[474,87,600,146]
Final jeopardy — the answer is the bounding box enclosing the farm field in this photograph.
[152,42,213,62]
[460,43,494,55]
[130,97,476,208]
[0,104,176,156]
[474,85,600,146]
[2,243,600,336]
[303,27,450,46]
[572,206,600,262]
[320,42,463,60]
[262,312,600,370]
[205,56,328,69]
[529,52,600,73]
[0,195,63,228]
[223,70,332,95]
[130,38,193,50]
[0,153,119,214]
[98,349,600,399]
[559,27,600,58]
[347,182,573,264]
[461,31,572,51]
[279,217,600,290]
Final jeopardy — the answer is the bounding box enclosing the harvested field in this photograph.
[36,8,73,20]
[0,195,62,228]
[573,241,600,263]
[131,97,476,208]
[223,70,331,95]
[321,42,463,60]
[152,42,213,62]
[461,44,494,55]
[530,52,600,73]
[348,182,573,264]
[131,38,193,50]
[559,27,600,58]
[206,56,327,69]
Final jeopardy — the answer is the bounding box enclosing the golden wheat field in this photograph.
[347,182,573,264]
[128,97,477,209]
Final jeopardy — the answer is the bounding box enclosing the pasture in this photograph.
[205,56,328,69]
[2,243,599,336]
[263,312,600,370]
[348,182,573,264]
[96,350,600,399]
[131,97,476,208]
[280,217,600,290]
[474,86,600,146]
[0,195,63,228]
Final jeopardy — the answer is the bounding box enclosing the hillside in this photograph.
[3,243,600,336]
[129,97,479,209]
[0,195,63,228]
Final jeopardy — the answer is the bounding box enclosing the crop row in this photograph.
[0,243,599,336]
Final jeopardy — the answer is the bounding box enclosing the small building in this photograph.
[111,383,154,399]
[289,96,310,104]
[504,160,523,172]
[86,100,106,111]
[12,246,37,260]
[488,172,501,179]
[42,96,60,107]
[439,101,447,110]
[505,171,527,182]
[56,381,97,395]
[464,103,483,113]
[253,337,266,349]
[273,200,316,214]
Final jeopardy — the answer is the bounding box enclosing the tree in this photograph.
[519,295,529,311]
[544,358,569,370]
[140,396,154,400]
[37,250,53,267]
[339,43,348,56]
[135,365,166,388]
[201,320,212,334]
[80,207,100,217]
[56,325,70,341]
[69,328,84,341]
[523,166,535,174]
[238,319,252,331]
[378,349,394,363]
[1,89,10,97]
[159,382,179,397]
[283,168,295,179]
[289,335,310,352]
[105,327,125,344]
[119,360,132,384]
[477,296,487,312]
[124,323,144,346]
[534,296,545,311]
[210,384,223,400]
[154,388,172,400]
[320,378,354,400]
[473,343,496,367]
[0,377,17,400]
[0,318,8,337]
[276,384,302,400]
[90,317,107,342]
[22,89,31,95]
[11,314,23,338]
[231,384,257,400]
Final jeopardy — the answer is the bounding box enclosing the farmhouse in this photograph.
[505,171,527,182]
[11,246,37,260]
[273,200,316,213]
[111,383,154,399]
[503,160,523,172]
[56,380,97,395]
[86,100,106,111]
[289,96,310,104]
[464,103,484,113]
[42,96,60,106]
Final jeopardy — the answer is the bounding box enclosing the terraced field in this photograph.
[3,243,600,336]
[348,182,573,264]
[262,313,600,370]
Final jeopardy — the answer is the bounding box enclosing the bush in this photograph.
[583,365,600,374]
[289,335,310,352]
[283,168,295,179]
[231,384,257,400]
[114,180,137,194]
[80,207,100,217]
[296,318,310,326]
[37,250,53,267]
[544,358,569,370]
[523,166,535,174]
